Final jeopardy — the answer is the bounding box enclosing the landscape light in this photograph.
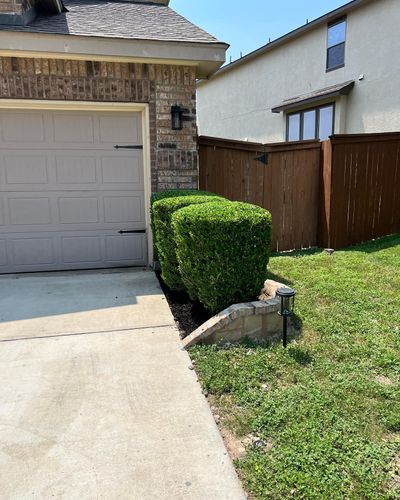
[276,287,296,348]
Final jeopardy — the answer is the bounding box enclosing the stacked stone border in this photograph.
[183,280,290,348]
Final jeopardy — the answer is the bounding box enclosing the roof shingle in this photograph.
[1,0,221,44]
[272,81,356,113]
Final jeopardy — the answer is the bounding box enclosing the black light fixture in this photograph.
[276,287,296,348]
[171,104,183,130]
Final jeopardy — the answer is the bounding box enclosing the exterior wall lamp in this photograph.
[171,104,183,130]
[276,287,296,348]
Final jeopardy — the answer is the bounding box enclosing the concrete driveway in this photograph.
[0,269,245,500]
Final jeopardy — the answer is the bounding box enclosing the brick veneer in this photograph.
[0,56,198,192]
[0,0,35,14]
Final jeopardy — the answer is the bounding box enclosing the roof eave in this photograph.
[271,81,355,113]
[0,31,228,78]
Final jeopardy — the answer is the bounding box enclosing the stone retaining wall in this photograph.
[182,280,292,348]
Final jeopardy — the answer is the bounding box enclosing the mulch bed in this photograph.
[156,272,211,339]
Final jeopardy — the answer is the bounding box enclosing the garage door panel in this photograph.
[99,114,141,144]
[61,236,102,264]
[103,196,143,224]
[1,112,45,142]
[4,155,48,184]
[101,155,142,185]
[0,200,4,225]
[52,113,95,143]
[0,240,6,266]
[56,156,97,184]
[8,197,52,226]
[11,237,55,266]
[0,109,147,273]
[105,234,145,263]
[58,197,100,224]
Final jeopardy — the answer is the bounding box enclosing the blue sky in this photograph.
[170,0,351,63]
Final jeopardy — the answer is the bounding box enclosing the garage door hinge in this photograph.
[114,145,144,150]
[118,230,146,234]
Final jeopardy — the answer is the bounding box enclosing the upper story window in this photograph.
[327,18,346,71]
[287,104,335,142]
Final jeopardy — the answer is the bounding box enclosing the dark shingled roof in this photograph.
[1,0,221,44]
[272,81,356,113]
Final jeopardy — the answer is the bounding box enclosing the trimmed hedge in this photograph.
[150,189,220,258]
[153,194,226,290]
[150,189,219,207]
[172,201,272,313]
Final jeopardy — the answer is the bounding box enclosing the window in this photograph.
[318,106,335,141]
[286,104,334,142]
[303,110,317,140]
[287,113,301,141]
[327,18,346,71]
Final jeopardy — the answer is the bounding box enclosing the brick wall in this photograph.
[0,56,198,192]
[0,0,19,14]
[0,0,35,14]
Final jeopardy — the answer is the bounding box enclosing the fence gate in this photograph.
[199,137,322,251]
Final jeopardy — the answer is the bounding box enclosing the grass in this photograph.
[190,234,400,499]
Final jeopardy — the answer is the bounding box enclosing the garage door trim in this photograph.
[0,99,153,267]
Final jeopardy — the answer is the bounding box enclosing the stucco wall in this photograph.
[197,0,400,142]
[0,56,198,192]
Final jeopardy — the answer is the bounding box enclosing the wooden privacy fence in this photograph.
[199,133,400,251]
[320,133,400,248]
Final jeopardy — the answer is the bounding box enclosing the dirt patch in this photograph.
[387,455,400,493]
[374,375,394,386]
[219,427,248,461]
[156,272,211,339]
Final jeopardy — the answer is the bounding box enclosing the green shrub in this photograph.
[150,189,220,259]
[172,201,272,312]
[153,195,226,290]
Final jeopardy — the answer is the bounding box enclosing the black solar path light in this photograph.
[276,287,296,348]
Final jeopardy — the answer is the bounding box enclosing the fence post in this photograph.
[318,139,333,248]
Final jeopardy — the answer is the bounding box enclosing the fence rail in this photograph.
[199,133,400,251]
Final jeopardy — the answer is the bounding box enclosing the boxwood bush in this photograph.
[172,201,272,313]
[153,194,226,290]
[150,189,219,258]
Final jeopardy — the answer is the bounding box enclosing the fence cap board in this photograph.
[331,132,400,144]
[198,136,263,152]
[198,136,321,153]
[264,140,321,152]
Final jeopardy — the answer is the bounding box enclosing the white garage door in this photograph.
[0,109,147,273]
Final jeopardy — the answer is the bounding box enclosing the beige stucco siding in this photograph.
[197,0,400,142]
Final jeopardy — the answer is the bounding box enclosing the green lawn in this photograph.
[190,235,400,499]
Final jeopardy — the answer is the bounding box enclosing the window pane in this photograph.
[327,43,345,69]
[318,105,334,140]
[303,110,316,140]
[288,114,300,141]
[328,20,346,47]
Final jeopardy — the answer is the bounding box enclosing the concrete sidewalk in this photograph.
[0,269,245,499]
